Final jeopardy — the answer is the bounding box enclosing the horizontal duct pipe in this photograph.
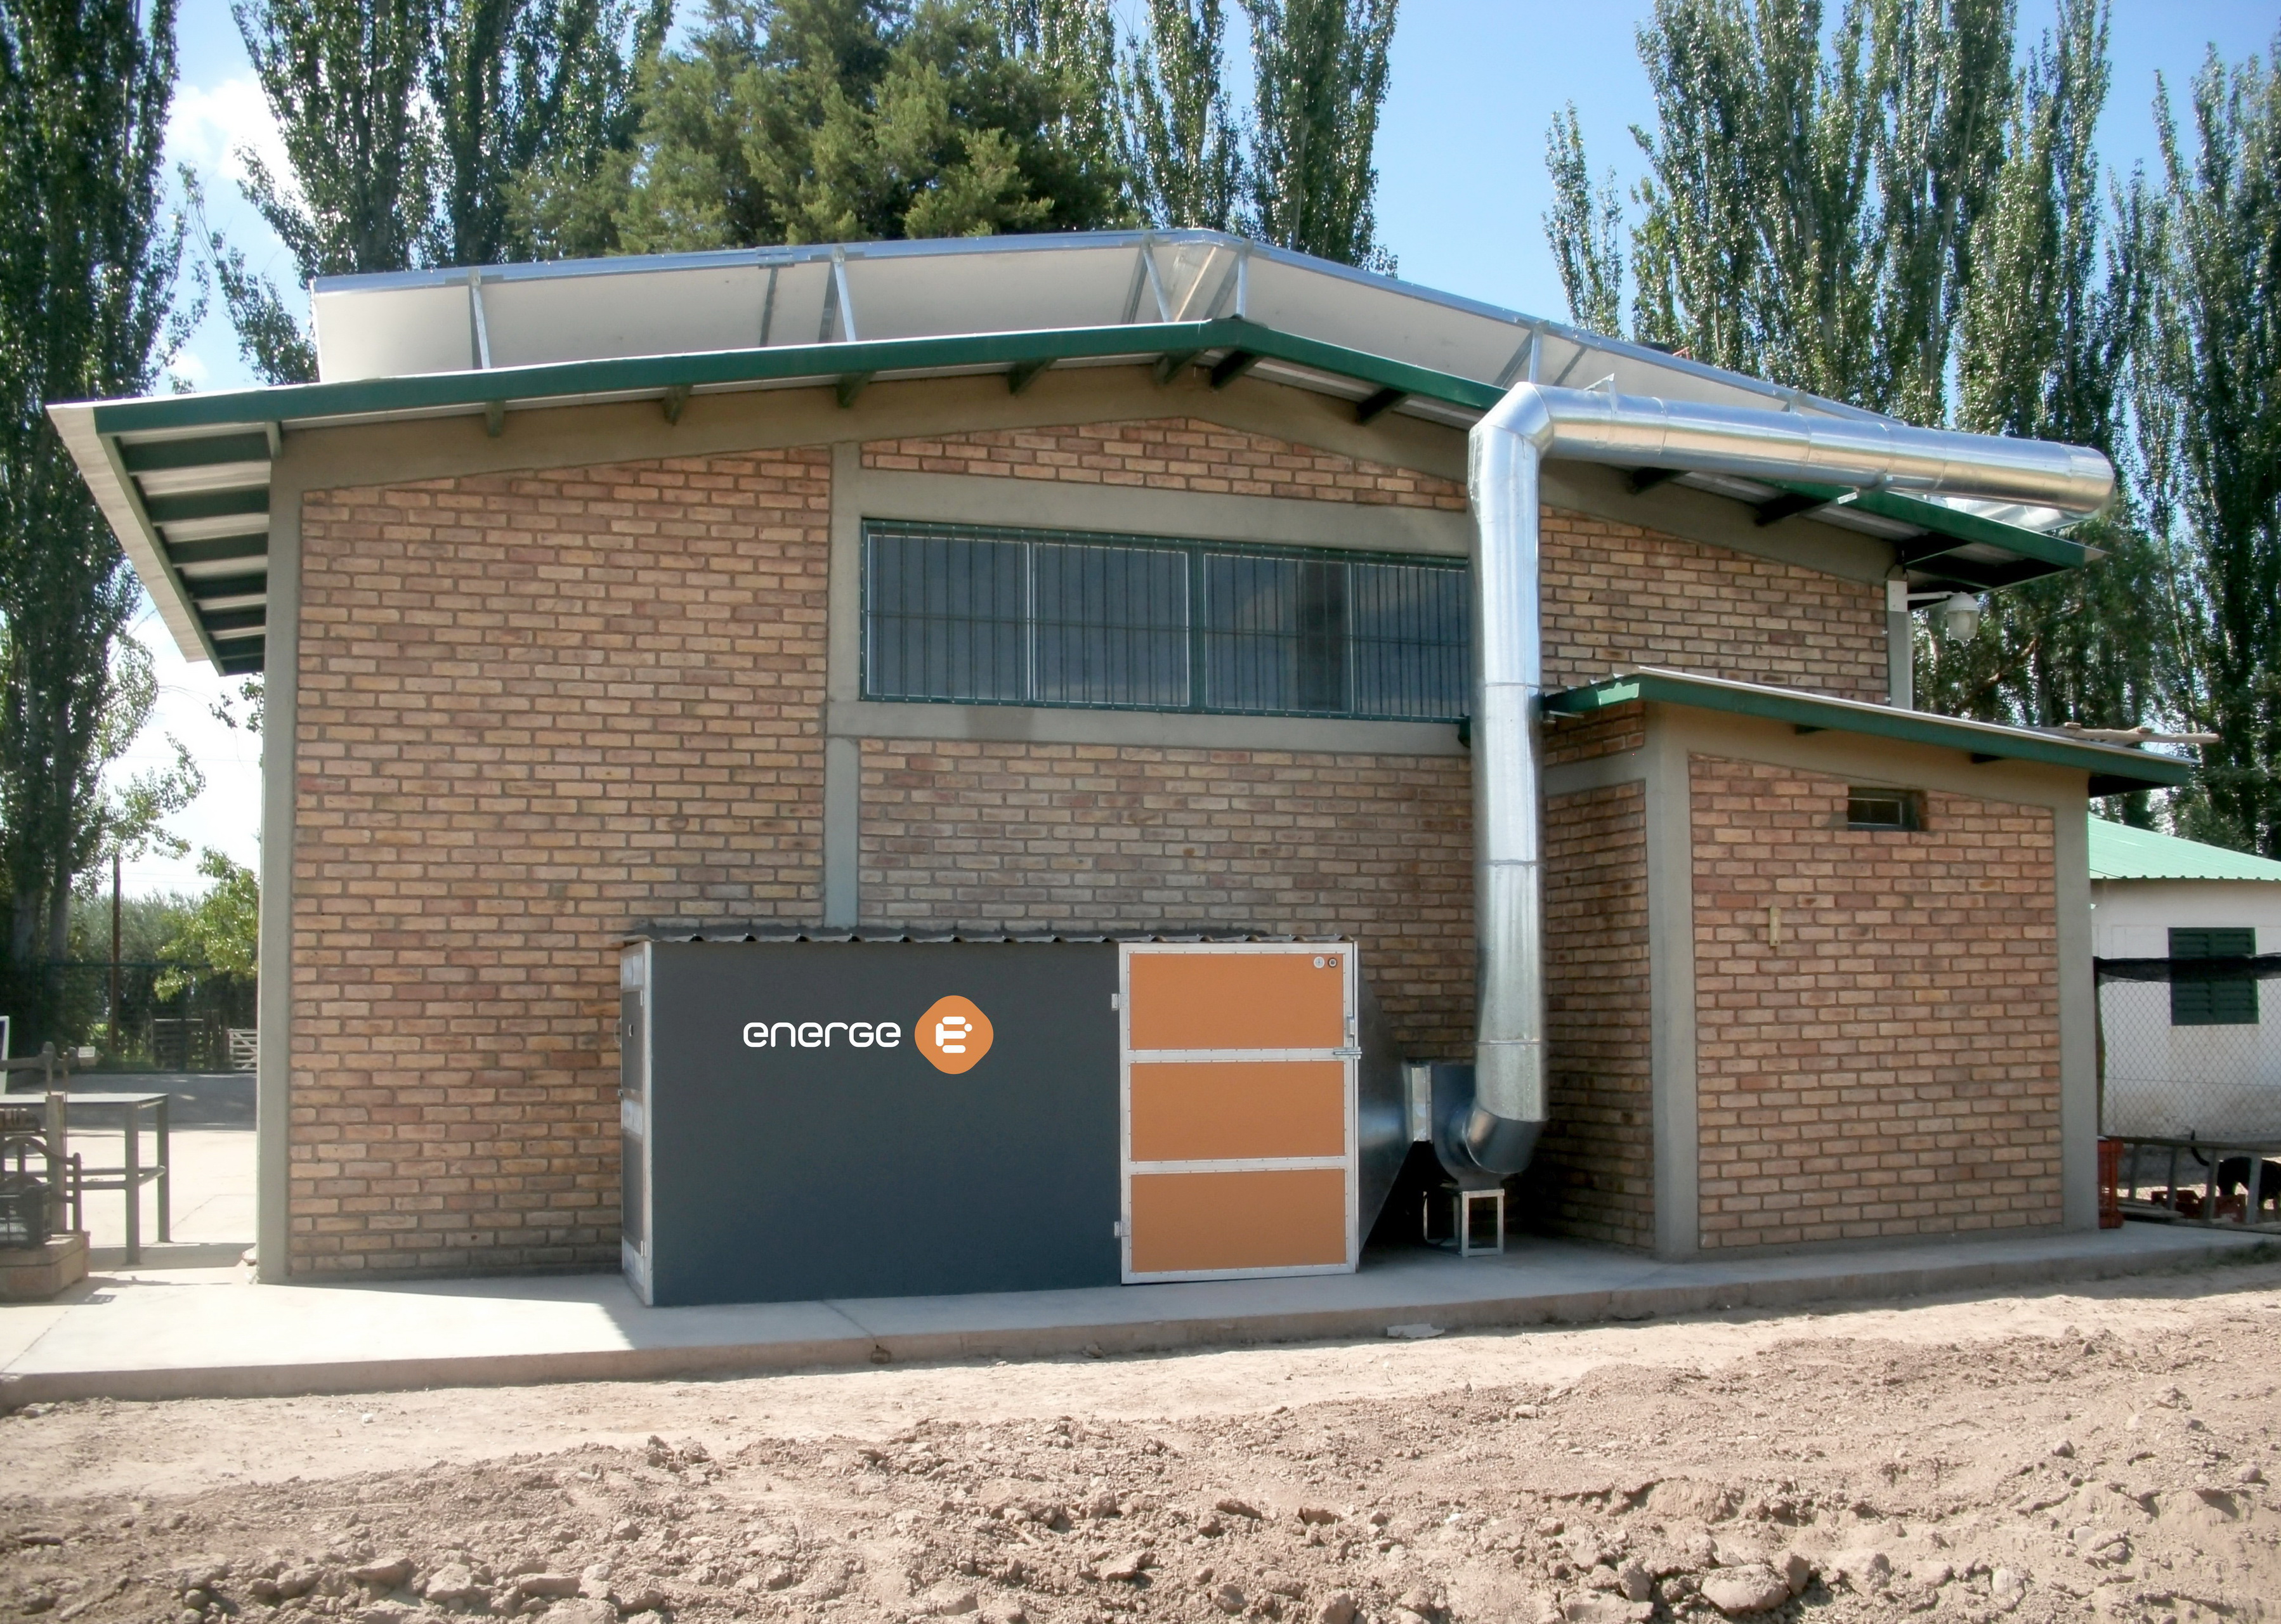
[1455,386,2115,1180]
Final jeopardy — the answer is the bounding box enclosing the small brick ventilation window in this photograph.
[1845,786,1925,831]
[862,519,1470,721]
[2169,926,2260,1027]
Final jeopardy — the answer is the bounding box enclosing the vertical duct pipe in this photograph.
[1455,384,2114,1178]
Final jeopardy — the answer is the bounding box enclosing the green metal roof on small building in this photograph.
[1541,668,2195,796]
[2088,818,2281,882]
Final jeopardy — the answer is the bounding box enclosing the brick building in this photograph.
[52,232,2186,1283]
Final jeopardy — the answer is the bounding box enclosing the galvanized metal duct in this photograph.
[1456,384,2115,1178]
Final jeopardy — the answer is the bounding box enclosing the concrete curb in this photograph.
[5,1230,2273,1405]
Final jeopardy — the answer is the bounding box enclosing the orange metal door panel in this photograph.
[1127,951,1348,1051]
[1128,1169,1348,1274]
[1128,1061,1346,1162]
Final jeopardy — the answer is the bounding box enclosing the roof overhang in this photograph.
[1544,667,2196,797]
[48,232,2106,677]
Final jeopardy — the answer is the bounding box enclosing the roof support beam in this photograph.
[836,372,873,408]
[662,384,690,424]
[1752,491,1827,527]
[1154,348,1204,385]
[484,401,505,438]
[1208,349,1261,390]
[1354,386,1406,424]
[1007,357,1053,395]
[1623,465,1682,495]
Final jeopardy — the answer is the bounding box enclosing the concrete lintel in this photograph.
[827,699,1467,757]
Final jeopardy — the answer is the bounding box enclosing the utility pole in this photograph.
[110,848,121,1058]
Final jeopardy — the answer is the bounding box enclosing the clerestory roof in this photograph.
[47,230,2105,677]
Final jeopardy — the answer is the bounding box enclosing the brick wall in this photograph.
[1541,509,1886,701]
[861,419,1469,510]
[290,450,830,1276]
[1544,701,1647,765]
[859,740,1477,1055]
[1690,756,2061,1248]
[1530,781,1656,1247]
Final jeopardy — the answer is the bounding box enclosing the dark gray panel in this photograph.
[643,941,1119,1306]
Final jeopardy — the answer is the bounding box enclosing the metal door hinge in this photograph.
[1111,1218,1128,1238]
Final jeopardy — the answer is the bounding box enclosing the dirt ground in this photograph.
[2,1259,2277,1624]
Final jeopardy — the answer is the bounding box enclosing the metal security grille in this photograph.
[863,521,1470,721]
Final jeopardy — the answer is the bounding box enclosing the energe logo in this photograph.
[740,994,995,1074]
[915,995,993,1074]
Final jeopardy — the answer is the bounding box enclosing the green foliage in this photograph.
[1539,0,2238,841]
[561,0,1130,252]
[0,0,190,1041]
[1544,105,1623,340]
[1121,0,1241,231]
[2140,41,2281,857]
[154,848,257,998]
[214,0,663,376]
[66,883,194,964]
[1239,0,1395,271]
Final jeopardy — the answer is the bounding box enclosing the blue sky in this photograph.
[122,0,2281,894]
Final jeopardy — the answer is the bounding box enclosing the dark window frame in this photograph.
[1845,786,1926,831]
[860,519,1472,724]
[2169,926,2260,1027]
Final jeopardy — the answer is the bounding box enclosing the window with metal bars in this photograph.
[862,521,1470,722]
[2169,927,2260,1027]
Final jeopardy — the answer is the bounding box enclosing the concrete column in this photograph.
[254,460,302,1283]
[1886,576,1914,708]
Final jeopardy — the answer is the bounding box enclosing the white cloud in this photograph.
[167,77,288,190]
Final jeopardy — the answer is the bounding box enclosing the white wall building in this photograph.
[2091,818,2281,1141]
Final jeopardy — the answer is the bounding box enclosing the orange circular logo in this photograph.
[915,996,993,1074]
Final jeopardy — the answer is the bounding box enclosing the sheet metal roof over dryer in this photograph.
[46,230,2115,678]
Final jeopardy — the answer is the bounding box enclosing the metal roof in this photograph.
[48,230,2107,675]
[2088,818,2281,883]
[1543,667,2196,797]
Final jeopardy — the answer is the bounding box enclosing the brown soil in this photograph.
[2,1262,2277,1624]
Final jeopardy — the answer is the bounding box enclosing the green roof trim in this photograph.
[1543,668,2195,796]
[2088,817,2281,881]
[86,318,1506,440]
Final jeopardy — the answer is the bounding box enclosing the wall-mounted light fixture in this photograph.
[1904,587,1988,642]
[1938,592,1985,642]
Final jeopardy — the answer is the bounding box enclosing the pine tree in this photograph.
[0,0,190,1039]
[1240,0,1396,271]
[586,0,1127,252]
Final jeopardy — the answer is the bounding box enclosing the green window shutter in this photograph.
[2169,928,2260,1026]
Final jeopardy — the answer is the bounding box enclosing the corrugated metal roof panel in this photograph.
[2088,818,2281,882]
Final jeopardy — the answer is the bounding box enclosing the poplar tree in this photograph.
[1916,0,2171,760]
[1240,0,1397,271]
[2140,42,2281,857]
[0,0,191,1036]
[214,0,665,380]
[1122,0,1241,231]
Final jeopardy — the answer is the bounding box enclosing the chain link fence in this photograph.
[2097,954,2281,1140]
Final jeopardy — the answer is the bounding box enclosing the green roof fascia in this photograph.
[1773,480,2096,578]
[1544,670,2194,794]
[86,318,1505,441]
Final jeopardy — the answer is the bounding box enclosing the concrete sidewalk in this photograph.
[1,1221,2271,1405]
